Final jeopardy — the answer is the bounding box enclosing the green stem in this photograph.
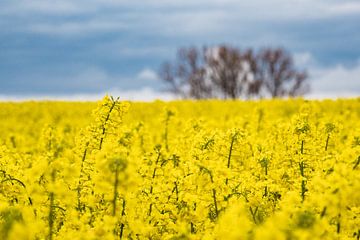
[353,156,360,170]
[249,206,258,224]
[48,192,54,240]
[325,134,330,151]
[112,165,119,216]
[263,186,268,197]
[99,99,117,150]
[227,134,236,168]
[164,115,170,152]
[48,170,56,240]
[119,199,126,239]
[301,140,304,154]
[226,132,237,185]
[299,161,307,202]
[77,144,89,213]
[190,222,195,234]
[212,188,218,219]
[148,151,161,217]
[320,206,327,218]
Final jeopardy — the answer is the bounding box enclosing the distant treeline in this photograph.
[159,45,309,99]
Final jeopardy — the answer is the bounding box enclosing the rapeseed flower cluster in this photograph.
[0,97,359,239]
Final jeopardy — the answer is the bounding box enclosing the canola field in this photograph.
[0,97,359,240]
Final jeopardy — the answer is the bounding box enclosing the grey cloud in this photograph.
[3,0,360,36]
[10,1,360,16]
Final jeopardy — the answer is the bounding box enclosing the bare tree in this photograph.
[243,49,263,98]
[159,45,309,99]
[206,45,247,99]
[257,47,309,98]
[159,47,212,99]
[159,61,184,97]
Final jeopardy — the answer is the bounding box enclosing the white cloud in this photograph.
[151,10,228,36]
[110,87,174,101]
[0,66,169,101]
[291,52,360,99]
[114,46,173,58]
[0,87,175,102]
[137,68,158,81]
[6,66,116,93]
[33,66,112,90]
[70,67,109,87]
[7,0,360,17]
[1,59,359,100]
[29,20,128,35]
[1,0,95,15]
[328,2,360,15]
[294,52,316,68]
[307,61,360,98]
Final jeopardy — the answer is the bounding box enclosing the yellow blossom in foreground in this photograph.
[0,97,359,239]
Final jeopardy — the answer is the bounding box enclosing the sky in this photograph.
[0,0,359,100]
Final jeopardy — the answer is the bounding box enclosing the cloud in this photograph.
[0,0,359,100]
[0,63,167,95]
[294,52,316,68]
[3,0,360,37]
[69,67,110,87]
[37,66,113,91]
[0,1,83,15]
[28,20,128,35]
[1,60,359,100]
[4,0,360,17]
[0,87,175,102]
[307,60,360,98]
[136,68,158,81]
[0,66,113,94]
[97,45,173,59]
[328,2,360,15]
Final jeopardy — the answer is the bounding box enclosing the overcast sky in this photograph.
[0,0,359,100]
